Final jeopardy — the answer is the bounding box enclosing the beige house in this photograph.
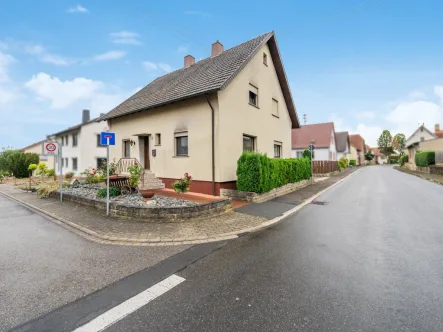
[405,124,437,170]
[346,144,358,164]
[101,31,299,195]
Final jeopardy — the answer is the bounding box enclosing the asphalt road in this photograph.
[103,166,443,332]
[0,194,189,332]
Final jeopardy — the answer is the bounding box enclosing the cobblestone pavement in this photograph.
[0,169,356,246]
[0,185,266,246]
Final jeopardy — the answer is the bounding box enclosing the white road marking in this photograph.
[73,274,185,332]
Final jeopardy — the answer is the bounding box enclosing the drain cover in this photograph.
[311,200,328,205]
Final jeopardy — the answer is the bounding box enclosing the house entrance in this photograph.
[144,136,150,170]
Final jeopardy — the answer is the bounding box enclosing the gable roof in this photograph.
[21,139,45,152]
[100,31,299,128]
[335,131,350,152]
[292,122,335,149]
[405,124,437,147]
[349,134,365,151]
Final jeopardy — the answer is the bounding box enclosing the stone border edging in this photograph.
[49,191,232,222]
[0,169,357,246]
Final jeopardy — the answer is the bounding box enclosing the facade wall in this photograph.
[347,145,358,163]
[419,137,443,150]
[23,142,55,170]
[108,96,215,182]
[405,127,436,147]
[217,43,293,182]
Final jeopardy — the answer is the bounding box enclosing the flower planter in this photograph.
[139,189,155,200]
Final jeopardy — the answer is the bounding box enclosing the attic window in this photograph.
[263,53,268,66]
[249,84,258,107]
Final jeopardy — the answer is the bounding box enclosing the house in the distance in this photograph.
[349,134,366,166]
[371,148,387,164]
[100,32,299,195]
[335,131,350,160]
[21,139,55,168]
[405,124,437,170]
[292,122,337,160]
[48,110,108,175]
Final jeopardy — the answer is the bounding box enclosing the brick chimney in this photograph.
[211,40,224,57]
[184,55,195,68]
[436,123,440,133]
[82,109,90,123]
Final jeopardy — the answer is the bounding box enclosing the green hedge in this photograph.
[388,155,400,164]
[349,160,356,166]
[236,152,311,193]
[415,150,435,167]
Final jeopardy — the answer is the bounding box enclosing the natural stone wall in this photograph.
[430,165,443,176]
[416,166,430,174]
[221,180,310,203]
[50,192,232,222]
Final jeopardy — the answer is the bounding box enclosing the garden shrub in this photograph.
[65,172,75,179]
[302,149,312,160]
[388,155,400,164]
[338,157,348,170]
[36,183,59,198]
[97,186,121,198]
[4,151,39,178]
[399,155,409,167]
[415,150,435,167]
[349,160,357,166]
[236,152,311,193]
[45,169,56,177]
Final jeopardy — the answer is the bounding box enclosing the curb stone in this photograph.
[0,169,357,246]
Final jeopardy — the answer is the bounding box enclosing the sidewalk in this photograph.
[394,166,443,185]
[0,168,357,246]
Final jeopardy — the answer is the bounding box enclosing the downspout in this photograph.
[205,95,216,196]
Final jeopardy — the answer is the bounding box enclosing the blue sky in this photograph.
[1,0,443,148]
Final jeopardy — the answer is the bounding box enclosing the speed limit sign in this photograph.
[43,142,59,155]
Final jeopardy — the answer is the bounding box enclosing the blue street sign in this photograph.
[100,132,116,146]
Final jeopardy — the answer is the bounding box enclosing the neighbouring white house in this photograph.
[21,139,55,167]
[291,122,337,160]
[47,110,108,175]
[405,124,437,170]
[335,131,350,160]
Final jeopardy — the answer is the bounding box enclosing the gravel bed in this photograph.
[62,185,199,208]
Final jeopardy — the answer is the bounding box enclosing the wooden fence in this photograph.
[312,160,338,174]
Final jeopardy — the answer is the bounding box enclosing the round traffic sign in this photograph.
[46,143,57,152]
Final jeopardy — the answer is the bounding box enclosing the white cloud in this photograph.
[183,10,211,17]
[143,61,173,73]
[110,31,142,45]
[25,72,103,109]
[329,113,382,146]
[0,50,16,82]
[25,44,72,66]
[67,5,89,13]
[93,51,127,61]
[433,85,443,104]
[409,90,427,100]
[354,111,375,121]
[178,46,188,53]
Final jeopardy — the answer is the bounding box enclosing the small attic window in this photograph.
[263,53,268,66]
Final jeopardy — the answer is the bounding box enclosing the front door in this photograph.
[144,137,150,170]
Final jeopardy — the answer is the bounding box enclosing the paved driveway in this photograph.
[0,194,189,332]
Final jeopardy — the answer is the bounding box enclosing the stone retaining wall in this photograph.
[416,166,430,174]
[430,165,443,176]
[50,192,232,222]
[220,180,310,203]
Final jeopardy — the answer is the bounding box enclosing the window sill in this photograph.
[154,144,161,147]
[272,114,279,118]
[173,155,189,158]
[248,103,260,109]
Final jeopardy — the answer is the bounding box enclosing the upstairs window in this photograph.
[249,84,258,107]
[73,133,78,147]
[272,98,279,117]
[65,135,69,146]
[263,52,268,66]
[123,140,130,158]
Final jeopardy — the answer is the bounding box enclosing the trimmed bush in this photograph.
[302,149,312,160]
[338,157,348,170]
[388,155,400,164]
[399,154,409,167]
[236,152,311,193]
[349,160,357,166]
[415,150,435,167]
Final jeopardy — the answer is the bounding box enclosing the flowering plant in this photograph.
[99,159,118,176]
[81,167,105,184]
[172,173,192,194]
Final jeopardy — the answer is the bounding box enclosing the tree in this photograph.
[365,150,375,162]
[0,147,19,172]
[377,130,394,159]
[302,149,312,159]
[392,133,406,156]
[5,151,39,178]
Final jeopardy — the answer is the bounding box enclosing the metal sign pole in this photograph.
[59,145,63,202]
[106,138,110,216]
[310,145,313,184]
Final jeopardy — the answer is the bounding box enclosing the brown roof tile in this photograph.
[349,134,366,151]
[100,31,299,128]
[292,122,335,149]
